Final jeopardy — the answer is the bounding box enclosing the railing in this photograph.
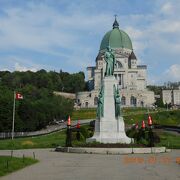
[0,119,92,139]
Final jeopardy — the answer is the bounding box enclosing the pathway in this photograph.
[0,149,179,180]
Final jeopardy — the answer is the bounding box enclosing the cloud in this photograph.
[160,2,173,14]
[0,0,180,84]
[15,62,37,72]
[164,64,180,81]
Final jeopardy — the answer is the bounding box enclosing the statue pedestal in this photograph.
[87,76,131,144]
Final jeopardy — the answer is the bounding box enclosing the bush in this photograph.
[127,127,160,147]
[80,126,90,138]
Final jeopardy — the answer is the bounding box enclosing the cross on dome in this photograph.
[113,15,119,29]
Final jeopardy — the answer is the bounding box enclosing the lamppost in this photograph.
[148,115,154,147]
[66,116,72,147]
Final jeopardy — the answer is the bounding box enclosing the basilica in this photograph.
[76,18,155,108]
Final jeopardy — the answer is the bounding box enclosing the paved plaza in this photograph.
[0,149,179,180]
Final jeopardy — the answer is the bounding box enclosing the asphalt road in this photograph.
[0,149,179,180]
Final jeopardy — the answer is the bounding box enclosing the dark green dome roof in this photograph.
[100,19,133,50]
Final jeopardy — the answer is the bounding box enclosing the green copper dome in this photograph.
[100,18,133,50]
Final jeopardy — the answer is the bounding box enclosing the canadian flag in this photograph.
[16,92,23,100]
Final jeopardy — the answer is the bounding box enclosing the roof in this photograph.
[100,18,133,50]
[129,51,137,60]
[137,65,147,69]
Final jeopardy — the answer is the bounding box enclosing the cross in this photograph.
[114,14,117,19]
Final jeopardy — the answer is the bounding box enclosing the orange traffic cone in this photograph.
[148,115,153,126]
[142,120,146,129]
[67,116,71,126]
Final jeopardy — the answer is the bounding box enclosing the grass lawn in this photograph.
[124,110,180,126]
[0,130,66,150]
[155,132,180,149]
[72,108,180,126]
[72,108,96,120]
[0,126,179,150]
[0,156,38,177]
[0,109,179,150]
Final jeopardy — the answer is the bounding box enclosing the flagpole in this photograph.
[12,91,16,140]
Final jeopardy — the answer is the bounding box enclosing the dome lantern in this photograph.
[113,15,119,29]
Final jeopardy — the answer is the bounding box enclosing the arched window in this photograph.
[121,96,126,105]
[130,96,137,106]
[94,97,98,105]
[116,61,123,69]
[85,102,88,108]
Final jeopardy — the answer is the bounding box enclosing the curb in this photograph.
[55,146,168,155]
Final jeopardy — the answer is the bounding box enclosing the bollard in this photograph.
[23,154,25,163]
[66,125,72,147]
[131,138,134,154]
[33,152,35,159]
[6,160,9,170]
[11,150,13,158]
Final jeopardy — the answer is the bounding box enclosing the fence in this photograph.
[0,119,92,139]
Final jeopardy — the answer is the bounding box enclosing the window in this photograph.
[121,96,126,105]
[130,96,137,106]
[94,97,98,105]
[116,61,123,69]
[85,102,88,108]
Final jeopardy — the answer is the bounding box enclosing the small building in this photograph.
[162,89,180,105]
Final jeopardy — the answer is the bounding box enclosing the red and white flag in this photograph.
[16,92,23,100]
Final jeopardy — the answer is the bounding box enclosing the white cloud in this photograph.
[164,64,180,81]
[15,62,37,72]
[0,0,180,83]
[160,2,173,14]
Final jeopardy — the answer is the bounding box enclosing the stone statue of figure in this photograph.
[104,46,116,76]
[114,85,121,118]
[97,86,104,119]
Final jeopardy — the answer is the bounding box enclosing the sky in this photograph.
[0,0,180,85]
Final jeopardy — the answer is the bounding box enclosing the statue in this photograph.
[104,46,116,76]
[97,86,104,119]
[113,85,121,118]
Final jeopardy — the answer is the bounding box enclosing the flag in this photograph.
[16,92,23,100]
